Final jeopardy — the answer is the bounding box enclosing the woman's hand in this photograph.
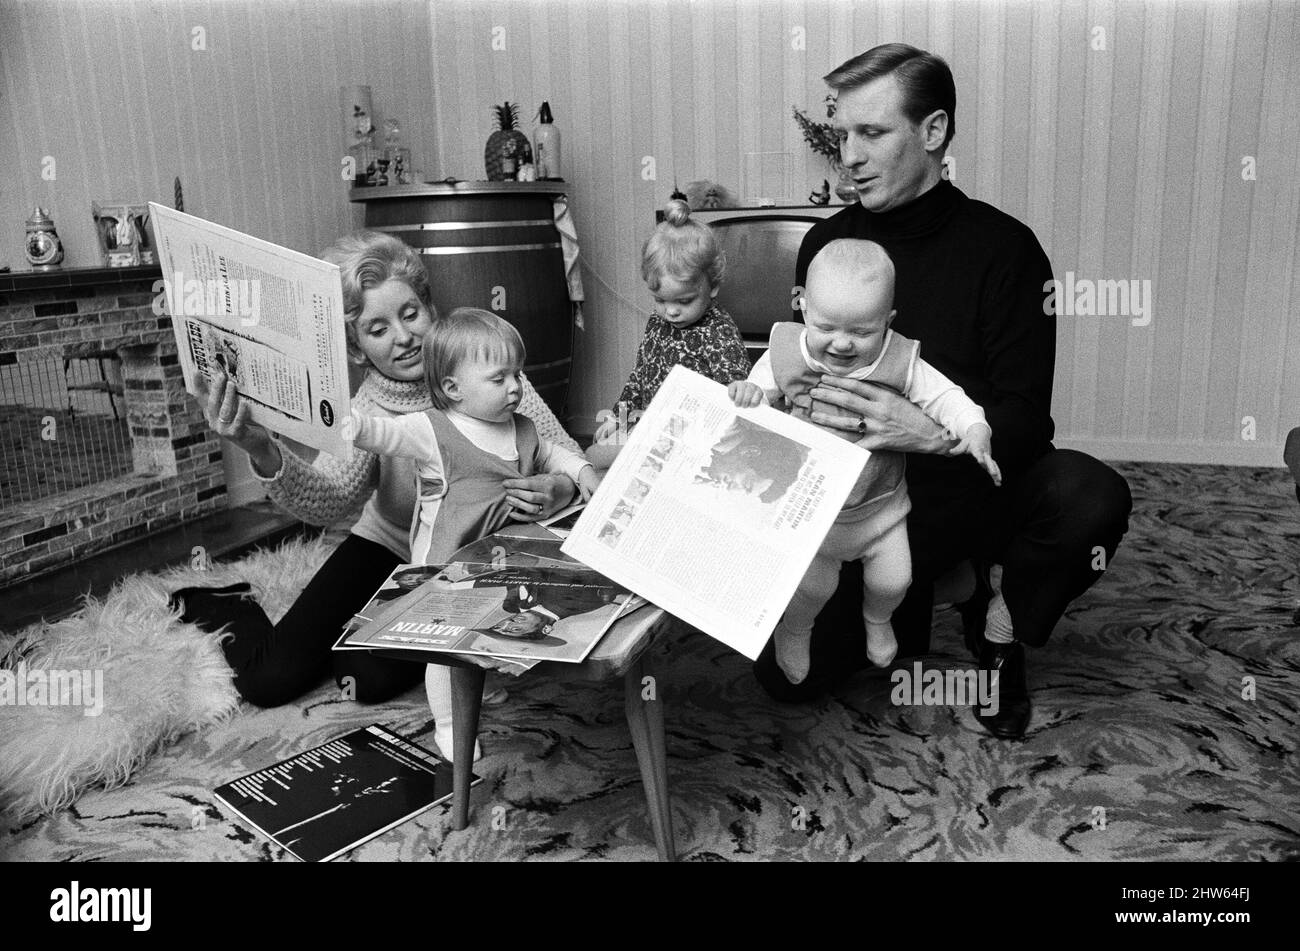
[799,375,956,454]
[502,472,577,521]
[193,369,282,476]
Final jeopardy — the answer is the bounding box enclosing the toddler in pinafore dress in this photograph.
[729,240,1001,684]
[349,308,600,758]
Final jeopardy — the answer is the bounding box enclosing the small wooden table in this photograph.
[376,531,679,861]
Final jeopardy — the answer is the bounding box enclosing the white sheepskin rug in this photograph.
[0,533,337,821]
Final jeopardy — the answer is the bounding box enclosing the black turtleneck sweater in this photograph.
[796,179,1056,489]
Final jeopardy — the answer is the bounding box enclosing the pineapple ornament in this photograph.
[485,102,533,181]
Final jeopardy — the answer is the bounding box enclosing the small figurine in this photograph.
[684,180,736,210]
[809,179,830,205]
[516,162,537,182]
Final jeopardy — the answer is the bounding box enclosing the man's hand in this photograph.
[801,375,956,454]
[949,422,1002,486]
[503,472,576,521]
[728,380,766,408]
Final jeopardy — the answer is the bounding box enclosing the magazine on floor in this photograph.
[560,364,869,661]
[213,724,477,862]
[149,203,353,456]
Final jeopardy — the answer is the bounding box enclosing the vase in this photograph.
[832,162,859,203]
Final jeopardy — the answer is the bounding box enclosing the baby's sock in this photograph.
[426,664,482,763]
[773,618,812,685]
[864,619,898,667]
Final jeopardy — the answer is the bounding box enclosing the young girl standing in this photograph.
[595,200,751,444]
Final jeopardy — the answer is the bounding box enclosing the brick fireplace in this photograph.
[1,266,227,588]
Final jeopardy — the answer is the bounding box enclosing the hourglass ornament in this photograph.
[383,119,413,185]
[348,105,379,186]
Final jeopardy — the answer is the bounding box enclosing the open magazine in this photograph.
[213,724,476,862]
[561,365,869,661]
[334,524,643,667]
[149,203,353,457]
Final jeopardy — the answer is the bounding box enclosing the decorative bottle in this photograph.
[533,101,562,180]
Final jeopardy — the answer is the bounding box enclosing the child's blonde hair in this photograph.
[423,308,526,411]
[641,199,726,292]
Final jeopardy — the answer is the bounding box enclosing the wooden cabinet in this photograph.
[351,182,573,415]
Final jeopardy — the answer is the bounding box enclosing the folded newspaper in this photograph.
[335,524,643,669]
[561,365,869,661]
[149,204,353,457]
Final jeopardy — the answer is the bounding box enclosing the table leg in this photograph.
[623,653,676,862]
[450,664,486,831]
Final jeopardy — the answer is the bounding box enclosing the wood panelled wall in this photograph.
[2,0,1296,466]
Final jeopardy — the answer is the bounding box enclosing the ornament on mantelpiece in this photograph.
[348,104,379,186]
[532,101,562,180]
[793,97,858,203]
[809,180,830,205]
[485,102,532,181]
[684,180,737,210]
[92,202,151,267]
[516,162,537,182]
[383,119,412,186]
[24,206,64,270]
[174,176,184,212]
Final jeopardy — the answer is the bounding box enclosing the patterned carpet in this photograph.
[2,461,1297,861]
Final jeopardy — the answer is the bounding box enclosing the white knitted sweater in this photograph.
[256,369,579,559]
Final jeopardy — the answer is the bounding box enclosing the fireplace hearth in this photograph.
[1,266,227,589]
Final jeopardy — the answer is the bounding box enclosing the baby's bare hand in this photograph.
[578,466,603,500]
[728,381,765,408]
[951,424,1001,486]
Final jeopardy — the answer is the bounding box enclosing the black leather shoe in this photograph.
[958,561,994,660]
[973,638,1032,739]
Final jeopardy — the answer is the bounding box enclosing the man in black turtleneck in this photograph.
[752,44,1133,740]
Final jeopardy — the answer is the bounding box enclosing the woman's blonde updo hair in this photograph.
[640,199,726,293]
[318,230,435,353]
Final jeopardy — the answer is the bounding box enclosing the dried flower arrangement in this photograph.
[792,94,842,164]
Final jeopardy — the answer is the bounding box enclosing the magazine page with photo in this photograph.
[562,365,868,660]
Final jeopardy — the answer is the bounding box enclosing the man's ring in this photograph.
[856,415,867,433]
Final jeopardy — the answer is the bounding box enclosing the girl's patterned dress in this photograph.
[612,304,751,414]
